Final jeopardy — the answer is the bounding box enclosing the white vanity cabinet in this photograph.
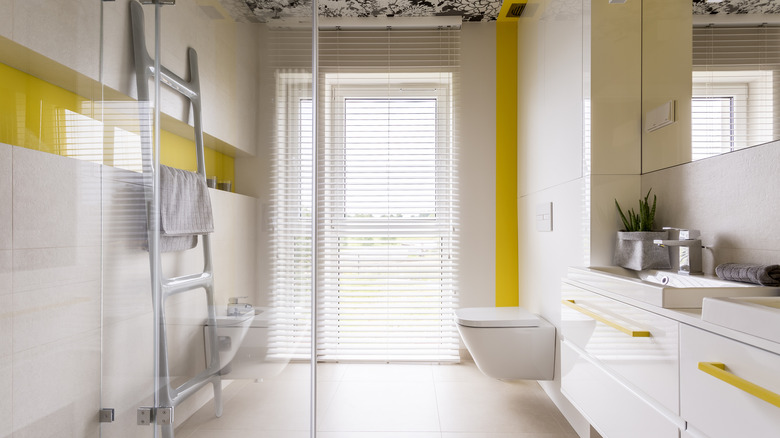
[561,281,683,438]
[680,324,780,438]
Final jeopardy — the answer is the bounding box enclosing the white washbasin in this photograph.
[568,266,780,309]
[702,296,780,344]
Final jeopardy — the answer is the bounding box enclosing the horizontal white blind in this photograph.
[268,27,316,360]
[692,26,780,160]
[317,29,460,362]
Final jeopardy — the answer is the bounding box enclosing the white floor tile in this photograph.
[340,363,434,382]
[319,380,440,432]
[318,432,442,438]
[435,380,569,434]
[176,362,578,437]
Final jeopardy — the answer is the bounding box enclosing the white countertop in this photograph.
[563,275,780,356]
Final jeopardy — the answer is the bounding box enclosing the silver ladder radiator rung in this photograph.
[162,271,213,295]
[169,365,222,407]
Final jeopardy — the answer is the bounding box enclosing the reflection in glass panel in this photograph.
[692,26,779,159]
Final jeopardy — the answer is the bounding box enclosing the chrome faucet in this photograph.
[653,228,703,275]
[227,296,253,316]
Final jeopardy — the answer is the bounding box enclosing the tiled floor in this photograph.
[176,361,578,438]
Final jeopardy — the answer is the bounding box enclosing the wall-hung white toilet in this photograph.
[204,306,290,381]
[455,307,555,380]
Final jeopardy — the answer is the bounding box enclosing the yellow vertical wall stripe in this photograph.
[495,7,520,307]
[0,61,235,186]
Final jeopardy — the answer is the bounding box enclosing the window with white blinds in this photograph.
[271,27,460,363]
[692,26,780,160]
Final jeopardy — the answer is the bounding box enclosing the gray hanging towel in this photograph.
[158,164,214,252]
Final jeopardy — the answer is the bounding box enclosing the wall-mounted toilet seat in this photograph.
[455,306,541,328]
[455,306,555,381]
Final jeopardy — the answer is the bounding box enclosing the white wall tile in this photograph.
[591,174,641,266]
[0,250,10,297]
[209,189,258,307]
[101,176,153,325]
[0,143,11,250]
[12,246,100,292]
[0,359,10,438]
[0,294,11,438]
[13,147,102,249]
[101,314,155,433]
[0,0,12,40]
[642,140,780,273]
[12,0,100,81]
[12,280,100,354]
[12,330,100,438]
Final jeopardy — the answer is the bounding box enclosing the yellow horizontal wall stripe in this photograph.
[0,61,235,186]
[496,6,519,307]
[160,130,235,190]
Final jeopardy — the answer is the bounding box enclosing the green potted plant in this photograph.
[613,189,671,270]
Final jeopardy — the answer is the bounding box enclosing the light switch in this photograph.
[536,202,552,232]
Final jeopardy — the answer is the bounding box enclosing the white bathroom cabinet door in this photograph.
[561,340,681,438]
[680,324,780,438]
[561,282,680,412]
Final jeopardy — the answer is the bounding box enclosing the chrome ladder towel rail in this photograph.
[130,1,222,436]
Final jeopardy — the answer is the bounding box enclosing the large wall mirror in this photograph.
[641,0,780,173]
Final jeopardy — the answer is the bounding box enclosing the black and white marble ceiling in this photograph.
[219,0,502,22]
[217,0,780,25]
[693,0,780,15]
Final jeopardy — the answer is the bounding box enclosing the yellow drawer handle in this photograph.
[698,362,780,409]
[562,299,651,337]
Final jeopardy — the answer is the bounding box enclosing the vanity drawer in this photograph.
[680,325,780,438]
[561,340,681,438]
[561,282,679,412]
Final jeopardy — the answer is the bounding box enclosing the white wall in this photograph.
[0,0,259,156]
[457,22,497,310]
[0,143,256,437]
[516,1,590,436]
[517,0,647,436]
[642,140,780,273]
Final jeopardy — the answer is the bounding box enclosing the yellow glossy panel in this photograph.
[0,62,234,185]
[0,62,85,154]
[160,130,235,190]
[495,18,519,307]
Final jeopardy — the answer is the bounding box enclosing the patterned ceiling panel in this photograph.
[693,0,780,15]
[216,0,780,25]
[218,0,502,22]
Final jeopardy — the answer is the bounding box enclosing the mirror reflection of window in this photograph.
[691,26,779,160]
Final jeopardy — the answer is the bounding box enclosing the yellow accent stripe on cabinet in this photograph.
[562,300,652,337]
[698,362,780,409]
[495,8,519,307]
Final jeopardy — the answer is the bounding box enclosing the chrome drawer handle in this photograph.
[698,362,780,409]
[562,299,651,338]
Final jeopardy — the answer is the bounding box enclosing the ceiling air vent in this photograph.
[506,2,527,18]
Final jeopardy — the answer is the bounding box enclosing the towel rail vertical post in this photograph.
[130,2,222,437]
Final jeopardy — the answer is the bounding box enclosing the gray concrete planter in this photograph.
[614,231,671,271]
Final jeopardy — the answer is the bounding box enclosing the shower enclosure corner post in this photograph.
[310,0,319,434]
[310,0,320,434]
